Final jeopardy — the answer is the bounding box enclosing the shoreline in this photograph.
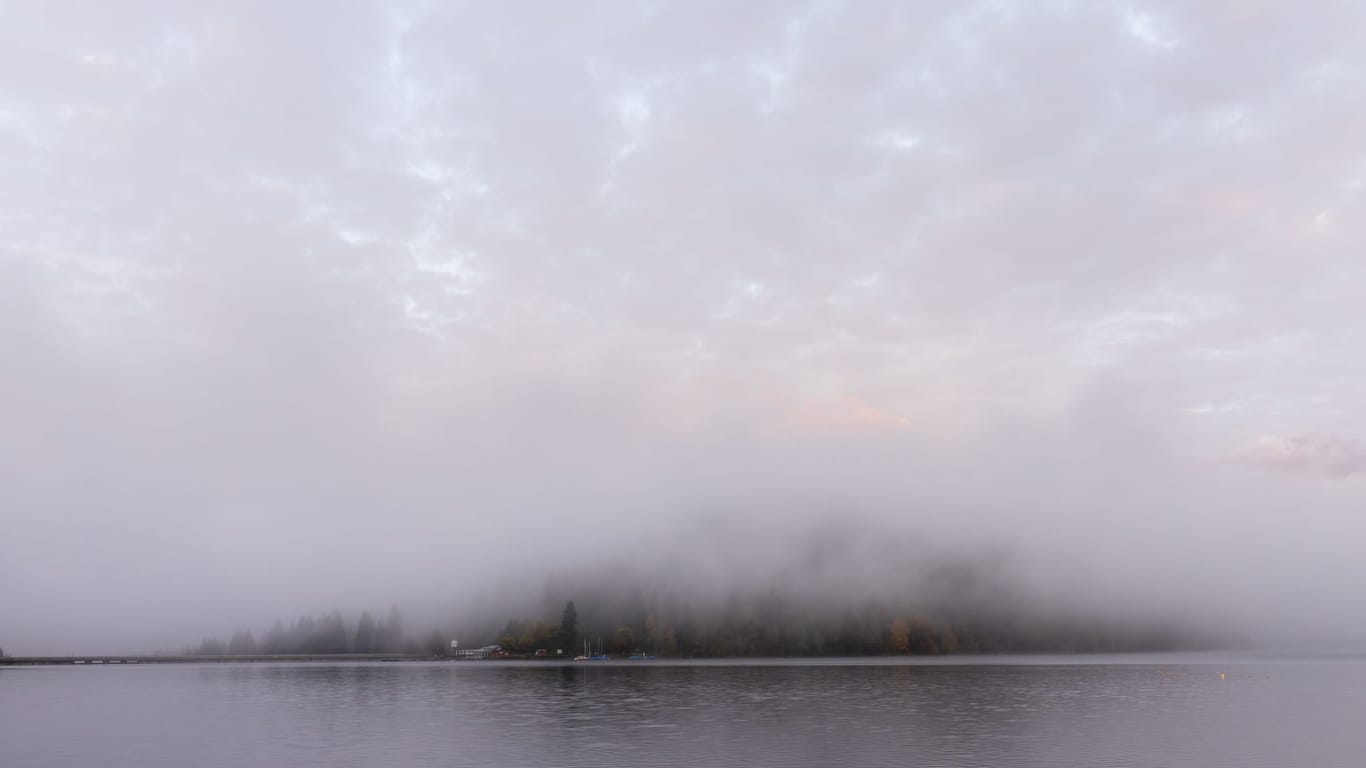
[0,649,1258,667]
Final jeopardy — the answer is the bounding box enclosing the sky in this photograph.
[2,0,1365,655]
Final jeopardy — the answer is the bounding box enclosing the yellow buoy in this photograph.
[1219,672,1226,680]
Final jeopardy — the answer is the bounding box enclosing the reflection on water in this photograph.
[4,656,1365,767]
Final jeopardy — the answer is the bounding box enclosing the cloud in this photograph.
[785,396,911,432]
[1228,434,1366,479]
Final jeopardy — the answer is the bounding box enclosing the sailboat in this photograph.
[590,637,610,661]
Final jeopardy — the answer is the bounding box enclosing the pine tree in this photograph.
[354,611,376,653]
[560,600,578,654]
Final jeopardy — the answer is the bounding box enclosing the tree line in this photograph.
[188,607,444,657]
[183,564,1225,659]
[481,589,1211,658]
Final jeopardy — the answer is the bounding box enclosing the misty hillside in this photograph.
[188,522,1236,658]
[453,559,1232,657]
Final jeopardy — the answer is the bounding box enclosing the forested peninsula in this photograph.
[187,587,1223,660]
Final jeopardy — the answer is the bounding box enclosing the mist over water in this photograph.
[3,2,1366,657]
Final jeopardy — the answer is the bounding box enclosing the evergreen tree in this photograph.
[354,611,376,653]
[379,606,403,653]
[560,600,578,654]
[264,621,287,654]
[317,611,349,654]
[228,629,257,655]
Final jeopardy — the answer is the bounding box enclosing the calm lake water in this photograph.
[3,655,1364,767]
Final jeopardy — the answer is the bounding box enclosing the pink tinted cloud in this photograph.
[1229,434,1366,479]
[785,397,911,432]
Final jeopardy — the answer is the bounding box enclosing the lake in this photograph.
[3,655,1363,767]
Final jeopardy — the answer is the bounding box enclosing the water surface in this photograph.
[3,655,1362,767]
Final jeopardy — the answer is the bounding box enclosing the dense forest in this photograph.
[187,556,1230,658]
[463,525,1233,656]
[478,592,1215,658]
[448,551,1232,657]
[187,607,445,657]
[189,594,1210,660]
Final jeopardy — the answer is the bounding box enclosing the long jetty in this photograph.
[0,654,431,666]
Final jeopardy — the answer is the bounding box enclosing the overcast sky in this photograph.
[3,1,1365,654]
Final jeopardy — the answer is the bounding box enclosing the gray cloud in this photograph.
[2,0,1365,654]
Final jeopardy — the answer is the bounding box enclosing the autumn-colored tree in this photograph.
[888,618,910,653]
[659,624,678,657]
[907,615,939,654]
[519,621,557,652]
[939,624,959,654]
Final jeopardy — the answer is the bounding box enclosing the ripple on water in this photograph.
[2,657,1366,767]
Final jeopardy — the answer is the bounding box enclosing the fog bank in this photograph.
[3,1,1364,655]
